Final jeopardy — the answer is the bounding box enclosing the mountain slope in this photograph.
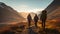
[0,2,25,23]
[45,0,60,20]
[47,7,60,20]
[38,0,60,20]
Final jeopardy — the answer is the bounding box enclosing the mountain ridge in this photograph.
[0,2,25,23]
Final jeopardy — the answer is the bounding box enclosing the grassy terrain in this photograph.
[0,20,60,34]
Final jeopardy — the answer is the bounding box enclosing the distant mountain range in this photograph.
[19,12,36,19]
[19,12,29,19]
[0,2,25,23]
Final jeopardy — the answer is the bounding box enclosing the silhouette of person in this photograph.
[40,10,47,31]
[34,14,39,27]
[27,14,32,27]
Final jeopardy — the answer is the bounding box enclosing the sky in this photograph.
[0,0,53,13]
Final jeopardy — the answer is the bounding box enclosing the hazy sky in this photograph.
[0,0,53,13]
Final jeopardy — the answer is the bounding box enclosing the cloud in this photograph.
[29,8,44,13]
[13,5,44,13]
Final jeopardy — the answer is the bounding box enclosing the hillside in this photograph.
[47,7,60,20]
[45,0,60,20]
[0,2,25,23]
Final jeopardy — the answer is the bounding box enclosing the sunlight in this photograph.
[16,8,44,13]
[14,5,44,13]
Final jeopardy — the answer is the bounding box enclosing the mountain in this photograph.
[19,12,36,19]
[38,0,60,20]
[19,12,29,19]
[30,12,36,19]
[0,2,25,23]
[45,0,60,20]
[47,7,60,20]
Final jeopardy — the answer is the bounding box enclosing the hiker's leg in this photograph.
[28,21,31,27]
[42,21,43,28]
[35,22,36,27]
[42,21,44,30]
[36,22,37,27]
[43,21,46,31]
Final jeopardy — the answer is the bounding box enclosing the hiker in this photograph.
[34,14,39,27]
[40,10,47,31]
[27,14,32,27]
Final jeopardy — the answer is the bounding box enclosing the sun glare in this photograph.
[14,5,44,13]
